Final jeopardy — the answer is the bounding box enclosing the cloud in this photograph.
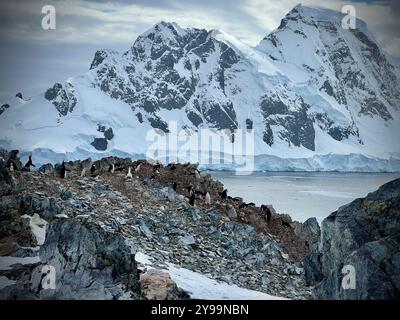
[0,0,399,99]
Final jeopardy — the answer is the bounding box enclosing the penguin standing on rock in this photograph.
[80,167,87,177]
[172,182,177,192]
[90,164,96,176]
[135,163,141,173]
[126,167,133,179]
[108,163,115,173]
[60,162,70,179]
[24,155,35,170]
[261,205,272,224]
[220,189,228,200]
[205,191,211,206]
[189,192,195,206]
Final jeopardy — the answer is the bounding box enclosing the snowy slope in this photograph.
[135,252,286,300]
[0,5,399,171]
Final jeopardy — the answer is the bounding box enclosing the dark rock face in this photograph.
[93,22,239,132]
[0,103,10,115]
[91,137,108,151]
[37,219,141,299]
[260,94,315,150]
[44,82,77,116]
[305,178,400,299]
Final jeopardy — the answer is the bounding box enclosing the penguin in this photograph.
[195,190,206,197]
[60,161,70,179]
[169,164,176,171]
[126,167,133,179]
[108,163,115,173]
[239,202,247,209]
[80,167,87,177]
[205,191,211,206]
[281,220,292,228]
[187,185,193,196]
[9,162,15,172]
[220,189,228,200]
[194,170,201,180]
[189,192,195,206]
[24,155,35,169]
[172,182,177,192]
[135,163,141,173]
[90,164,96,175]
[261,205,272,224]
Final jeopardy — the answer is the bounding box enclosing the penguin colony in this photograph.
[4,154,274,226]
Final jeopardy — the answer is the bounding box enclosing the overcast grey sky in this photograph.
[0,0,399,101]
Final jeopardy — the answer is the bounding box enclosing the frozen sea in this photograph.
[209,171,400,223]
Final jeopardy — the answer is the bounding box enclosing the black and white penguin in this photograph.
[8,162,15,172]
[189,192,195,206]
[90,164,96,175]
[24,155,35,169]
[261,205,272,224]
[60,161,69,178]
[281,220,292,228]
[108,163,115,173]
[134,163,141,173]
[80,167,87,177]
[172,182,177,192]
[194,169,201,180]
[126,167,133,179]
[220,189,228,200]
[169,164,176,171]
[187,185,193,196]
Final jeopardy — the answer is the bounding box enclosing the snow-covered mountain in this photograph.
[1,4,399,171]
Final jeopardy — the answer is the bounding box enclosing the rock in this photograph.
[179,235,196,246]
[38,163,54,174]
[91,138,108,151]
[303,217,320,236]
[60,188,73,200]
[36,218,142,299]
[309,178,400,299]
[0,242,19,256]
[246,252,266,268]
[0,197,37,247]
[140,269,189,300]
[104,128,114,140]
[226,205,237,218]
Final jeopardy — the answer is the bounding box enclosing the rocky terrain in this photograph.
[0,149,319,300]
[304,178,400,299]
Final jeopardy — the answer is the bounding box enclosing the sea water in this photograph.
[210,171,400,223]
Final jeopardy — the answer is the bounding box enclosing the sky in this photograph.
[0,0,399,101]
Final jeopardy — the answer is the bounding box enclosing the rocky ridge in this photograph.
[0,150,317,299]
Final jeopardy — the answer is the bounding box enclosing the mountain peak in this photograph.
[140,21,187,40]
[282,4,368,32]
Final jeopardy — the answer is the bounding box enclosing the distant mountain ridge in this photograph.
[0,4,399,171]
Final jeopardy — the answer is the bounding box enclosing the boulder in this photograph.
[36,218,142,299]
[306,178,400,299]
[140,269,189,300]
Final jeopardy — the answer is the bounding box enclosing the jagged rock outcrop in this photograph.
[36,218,142,300]
[304,178,400,299]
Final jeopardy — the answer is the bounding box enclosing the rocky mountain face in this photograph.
[0,5,399,170]
[0,149,318,300]
[304,178,400,299]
